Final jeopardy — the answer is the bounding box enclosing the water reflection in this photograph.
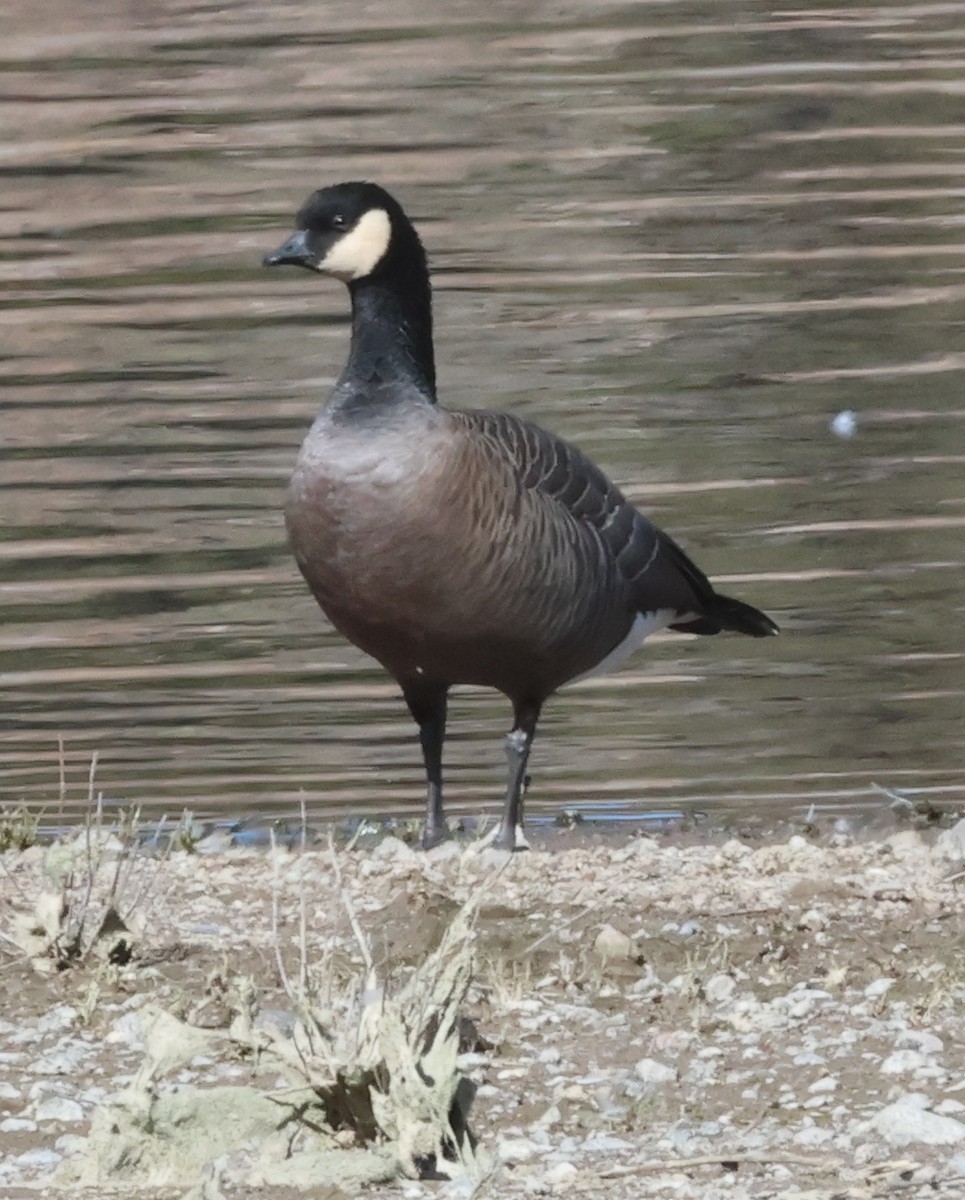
[1,0,963,825]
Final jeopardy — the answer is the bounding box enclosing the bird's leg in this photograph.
[492,699,541,851]
[402,681,449,849]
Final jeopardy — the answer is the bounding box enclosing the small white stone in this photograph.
[593,924,633,961]
[33,1040,90,1076]
[582,1134,633,1152]
[34,1097,84,1123]
[868,1092,965,1146]
[808,1076,837,1093]
[704,973,736,1005]
[544,1160,578,1186]
[634,1057,677,1086]
[532,1105,562,1129]
[498,1137,539,1164]
[934,819,965,864]
[0,1117,37,1133]
[794,1124,834,1147]
[15,1147,61,1169]
[786,994,827,1019]
[371,836,419,864]
[864,978,893,999]
[799,908,827,932]
[35,1005,78,1036]
[439,1179,476,1200]
[881,1049,930,1075]
[899,1030,944,1056]
[54,1133,86,1156]
[425,840,461,863]
[886,830,926,860]
[0,1081,20,1100]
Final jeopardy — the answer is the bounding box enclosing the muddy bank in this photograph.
[1,818,964,1198]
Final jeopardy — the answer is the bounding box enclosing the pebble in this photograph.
[781,989,832,1019]
[0,1116,37,1133]
[593,923,633,961]
[440,1179,475,1200]
[55,1133,87,1156]
[799,908,828,931]
[881,1049,931,1075]
[934,818,965,863]
[868,1092,965,1146]
[544,1160,578,1186]
[582,1134,633,1152]
[369,836,419,865]
[34,1096,84,1122]
[14,1147,61,1169]
[531,1104,561,1129]
[425,840,462,864]
[105,1010,145,1047]
[704,973,736,1005]
[899,1029,944,1055]
[498,1137,539,1163]
[35,1005,78,1035]
[32,1040,90,1075]
[634,1057,677,1086]
[611,836,659,862]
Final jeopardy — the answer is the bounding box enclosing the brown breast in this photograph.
[284,407,634,697]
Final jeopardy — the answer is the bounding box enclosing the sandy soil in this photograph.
[1,815,964,1199]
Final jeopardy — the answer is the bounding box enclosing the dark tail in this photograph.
[671,593,779,638]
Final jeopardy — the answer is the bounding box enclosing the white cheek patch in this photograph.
[317,208,392,281]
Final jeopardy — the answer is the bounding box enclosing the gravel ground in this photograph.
[1,816,965,1199]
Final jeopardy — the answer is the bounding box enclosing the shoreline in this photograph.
[1,817,964,1198]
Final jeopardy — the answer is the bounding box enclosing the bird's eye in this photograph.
[331,214,347,229]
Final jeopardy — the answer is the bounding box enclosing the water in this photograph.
[2,0,963,828]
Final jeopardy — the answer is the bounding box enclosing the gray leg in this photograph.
[491,699,541,851]
[401,682,449,849]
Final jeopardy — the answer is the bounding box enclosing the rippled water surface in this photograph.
[2,0,964,828]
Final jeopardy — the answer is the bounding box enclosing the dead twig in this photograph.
[523,900,608,956]
[599,1150,840,1178]
[329,833,373,977]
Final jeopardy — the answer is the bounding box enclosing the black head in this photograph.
[263,181,419,283]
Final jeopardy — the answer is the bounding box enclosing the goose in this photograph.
[264,181,778,851]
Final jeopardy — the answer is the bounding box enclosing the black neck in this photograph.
[340,234,436,402]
